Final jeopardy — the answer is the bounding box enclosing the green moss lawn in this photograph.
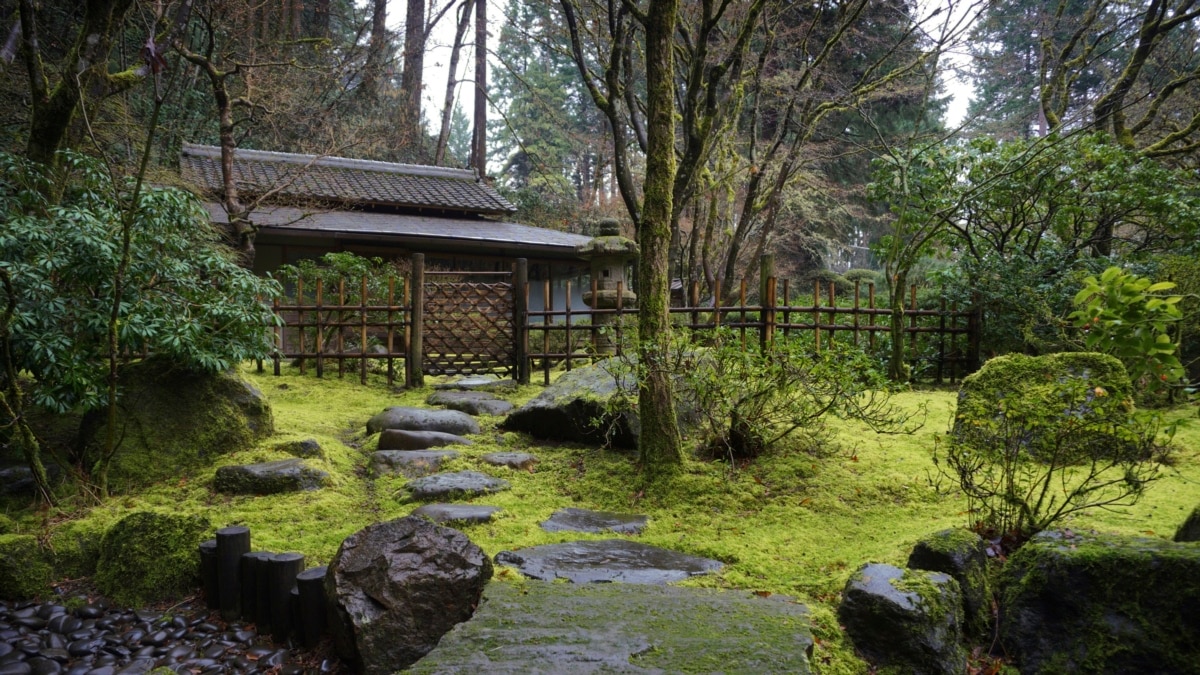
[4,362,1198,673]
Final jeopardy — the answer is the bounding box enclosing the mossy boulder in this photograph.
[94,511,212,607]
[0,534,54,599]
[0,513,16,534]
[953,352,1136,461]
[47,518,106,579]
[907,528,992,639]
[501,358,696,449]
[838,563,967,675]
[999,529,1200,673]
[1174,506,1200,542]
[77,358,273,492]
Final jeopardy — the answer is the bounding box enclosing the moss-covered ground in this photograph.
[2,363,1198,673]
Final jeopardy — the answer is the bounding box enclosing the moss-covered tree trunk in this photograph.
[637,0,682,469]
[19,0,136,166]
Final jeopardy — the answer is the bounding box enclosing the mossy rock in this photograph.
[838,563,967,674]
[0,513,16,534]
[94,511,212,607]
[48,518,106,579]
[77,358,274,492]
[999,529,1200,673]
[952,352,1136,461]
[0,534,54,599]
[1175,506,1200,542]
[907,528,992,639]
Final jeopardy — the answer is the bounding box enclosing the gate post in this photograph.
[514,259,530,384]
[759,254,775,350]
[408,253,425,388]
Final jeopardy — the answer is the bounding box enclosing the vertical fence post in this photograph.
[759,255,774,351]
[514,258,529,385]
[813,279,821,352]
[387,278,396,387]
[297,278,306,376]
[272,296,282,376]
[408,253,425,388]
[315,278,325,379]
[360,276,369,385]
[565,280,573,371]
[909,283,919,367]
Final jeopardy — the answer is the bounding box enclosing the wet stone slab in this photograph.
[481,452,538,470]
[426,391,514,417]
[403,471,511,501]
[408,581,813,674]
[370,450,460,478]
[494,539,722,584]
[410,504,502,525]
[540,508,647,535]
[433,377,519,393]
[378,429,473,451]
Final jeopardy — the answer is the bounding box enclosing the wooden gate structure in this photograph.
[407,255,529,386]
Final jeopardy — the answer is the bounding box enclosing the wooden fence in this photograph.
[269,256,978,387]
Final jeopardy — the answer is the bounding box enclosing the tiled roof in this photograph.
[203,204,590,258]
[181,144,516,215]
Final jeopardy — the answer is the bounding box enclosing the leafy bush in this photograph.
[0,151,280,497]
[1069,266,1186,399]
[681,329,922,460]
[939,361,1169,543]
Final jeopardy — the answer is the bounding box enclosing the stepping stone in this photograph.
[370,450,460,478]
[409,581,813,674]
[379,429,473,451]
[426,391,514,416]
[213,458,328,495]
[367,407,480,436]
[540,508,647,535]
[274,438,322,458]
[404,471,511,501]
[434,376,519,393]
[481,452,538,470]
[411,504,502,525]
[494,539,723,584]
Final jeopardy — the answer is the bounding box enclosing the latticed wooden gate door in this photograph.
[422,272,516,376]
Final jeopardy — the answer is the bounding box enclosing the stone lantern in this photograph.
[577,219,638,353]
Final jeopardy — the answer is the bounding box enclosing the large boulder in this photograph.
[952,352,1137,462]
[907,528,992,639]
[366,407,479,437]
[76,358,273,491]
[502,358,695,449]
[838,563,967,675]
[325,516,493,674]
[999,529,1200,673]
[94,511,212,607]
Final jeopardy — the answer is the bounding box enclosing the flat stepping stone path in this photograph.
[426,391,514,416]
[367,406,479,436]
[540,507,647,534]
[482,452,538,470]
[408,581,813,674]
[404,471,511,501]
[378,429,473,451]
[411,504,502,524]
[494,539,723,584]
[434,376,519,393]
[213,458,328,495]
[370,450,460,478]
[274,438,322,458]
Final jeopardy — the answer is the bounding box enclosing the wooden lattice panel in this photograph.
[423,281,515,376]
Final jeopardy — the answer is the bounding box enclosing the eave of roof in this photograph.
[182,143,517,216]
[203,204,590,259]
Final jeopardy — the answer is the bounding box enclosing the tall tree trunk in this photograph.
[469,0,486,173]
[400,0,427,145]
[435,0,474,165]
[361,0,388,99]
[20,0,137,165]
[638,0,683,469]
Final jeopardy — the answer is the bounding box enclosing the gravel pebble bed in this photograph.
[0,596,345,674]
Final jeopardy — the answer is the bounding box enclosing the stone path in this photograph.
[409,581,814,674]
